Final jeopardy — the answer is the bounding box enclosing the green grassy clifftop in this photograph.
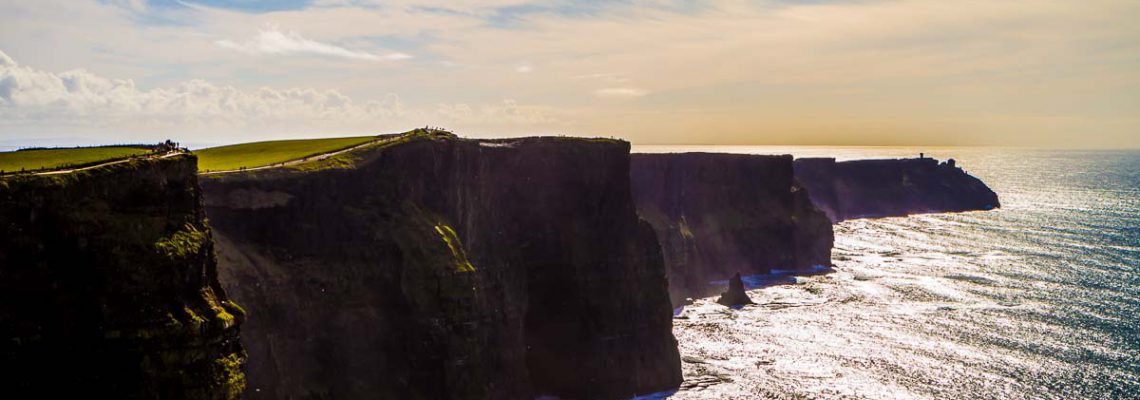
[195,135,381,172]
[0,146,153,173]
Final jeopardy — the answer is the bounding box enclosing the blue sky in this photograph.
[1,0,1138,148]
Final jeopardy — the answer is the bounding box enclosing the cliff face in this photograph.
[0,154,246,399]
[630,153,833,304]
[201,132,681,400]
[794,157,1000,222]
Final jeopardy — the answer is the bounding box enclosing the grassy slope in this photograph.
[195,136,379,172]
[0,147,151,173]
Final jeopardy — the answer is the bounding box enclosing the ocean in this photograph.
[632,146,1140,399]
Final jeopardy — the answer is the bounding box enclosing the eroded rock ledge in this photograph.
[202,132,682,399]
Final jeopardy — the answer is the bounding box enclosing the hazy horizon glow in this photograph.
[1,0,1138,148]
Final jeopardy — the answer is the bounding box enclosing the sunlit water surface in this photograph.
[632,146,1140,400]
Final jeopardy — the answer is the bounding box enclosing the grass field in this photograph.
[195,136,380,172]
[0,147,152,173]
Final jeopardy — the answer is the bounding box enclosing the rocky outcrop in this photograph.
[630,153,833,305]
[0,154,246,399]
[716,273,754,307]
[201,131,681,400]
[794,157,1000,222]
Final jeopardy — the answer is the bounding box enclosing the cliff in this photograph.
[0,154,246,399]
[201,131,681,399]
[794,157,1000,222]
[630,153,833,304]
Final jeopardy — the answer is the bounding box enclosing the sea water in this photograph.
[632,146,1140,399]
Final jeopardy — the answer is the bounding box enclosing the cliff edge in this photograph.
[794,157,1000,222]
[0,154,246,399]
[630,153,833,305]
[201,131,681,399]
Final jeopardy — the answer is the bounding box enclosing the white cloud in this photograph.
[515,64,533,73]
[594,87,648,98]
[106,0,147,12]
[435,99,552,125]
[310,0,540,15]
[0,49,553,142]
[1,0,1138,147]
[215,27,411,61]
[0,51,14,68]
[574,73,629,83]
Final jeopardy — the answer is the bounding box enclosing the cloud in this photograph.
[0,51,14,68]
[106,0,147,12]
[594,87,648,98]
[515,64,533,73]
[310,0,540,16]
[435,99,552,125]
[0,46,400,128]
[215,27,412,61]
[1,0,1138,147]
[0,49,553,142]
[574,73,628,83]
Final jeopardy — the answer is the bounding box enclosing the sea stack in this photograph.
[717,273,754,307]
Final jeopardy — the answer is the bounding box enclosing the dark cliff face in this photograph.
[201,133,681,400]
[794,157,1001,222]
[630,153,834,304]
[0,154,246,399]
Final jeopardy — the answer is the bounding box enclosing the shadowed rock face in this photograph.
[0,154,246,399]
[794,157,1001,222]
[202,132,681,400]
[630,153,834,305]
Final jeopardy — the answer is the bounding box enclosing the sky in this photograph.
[0,0,1138,148]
